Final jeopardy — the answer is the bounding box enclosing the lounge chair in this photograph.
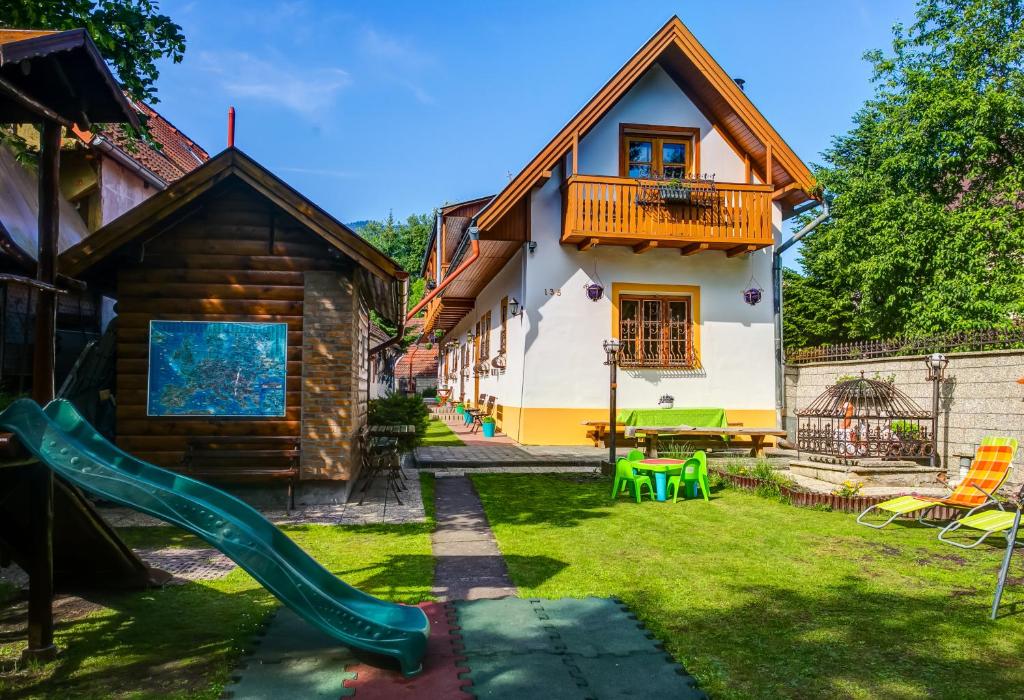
[856,437,1018,529]
[936,481,1024,619]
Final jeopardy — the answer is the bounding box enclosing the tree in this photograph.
[359,211,433,310]
[785,0,1024,349]
[0,1,185,105]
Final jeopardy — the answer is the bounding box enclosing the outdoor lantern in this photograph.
[925,353,949,468]
[509,297,521,317]
[925,353,949,382]
[586,283,604,302]
[602,338,622,469]
[425,278,437,290]
[466,330,474,342]
[603,338,621,364]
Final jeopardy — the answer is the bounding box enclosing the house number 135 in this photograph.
[544,288,561,296]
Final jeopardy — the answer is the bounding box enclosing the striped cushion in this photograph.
[940,440,1016,507]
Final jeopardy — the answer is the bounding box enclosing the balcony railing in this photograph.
[562,175,774,250]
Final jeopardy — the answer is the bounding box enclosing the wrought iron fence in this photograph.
[786,326,1024,365]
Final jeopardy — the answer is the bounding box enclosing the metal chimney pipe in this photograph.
[227,106,236,147]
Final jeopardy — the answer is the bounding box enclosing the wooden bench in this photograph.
[582,421,783,457]
[183,436,300,511]
[629,426,787,458]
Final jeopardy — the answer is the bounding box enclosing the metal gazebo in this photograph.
[796,373,933,460]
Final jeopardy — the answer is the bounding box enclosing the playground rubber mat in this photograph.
[225,597,702,698]
[224,602,470,699]
[455,597,706,699]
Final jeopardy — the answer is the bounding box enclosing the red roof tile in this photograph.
[75,100,209,184]
[395,344,439,379]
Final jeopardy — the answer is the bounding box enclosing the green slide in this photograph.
[0,399,429,676]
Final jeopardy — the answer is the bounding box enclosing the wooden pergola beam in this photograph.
[679,242,708,256]
[577,237,599,251]
[632,240,658,254]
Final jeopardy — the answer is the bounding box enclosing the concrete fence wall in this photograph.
[783,350,1024,489]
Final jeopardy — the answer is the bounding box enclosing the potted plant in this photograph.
[481,415,497,438]
[455,402,466,416]
[659,394,675,409]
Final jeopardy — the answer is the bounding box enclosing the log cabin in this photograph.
[420,16,820,445]
[59,147,408,503]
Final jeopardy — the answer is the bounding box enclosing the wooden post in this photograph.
[572,131,579,176]
[24,119,60,662]
[765,143,773,186]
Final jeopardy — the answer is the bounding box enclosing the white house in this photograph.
[419,16,819,445]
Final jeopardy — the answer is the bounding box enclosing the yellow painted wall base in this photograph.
[493,405,777,446]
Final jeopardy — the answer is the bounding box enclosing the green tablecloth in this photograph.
[617,407,727,428]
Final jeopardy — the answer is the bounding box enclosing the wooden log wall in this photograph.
[114,182,349,468]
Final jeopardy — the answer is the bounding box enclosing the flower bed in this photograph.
[711,468,960,519]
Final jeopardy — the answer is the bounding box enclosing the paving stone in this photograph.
[135,547,235,583]
[431,476,515,601]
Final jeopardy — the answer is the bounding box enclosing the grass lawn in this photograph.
[0,475,435,700]
[472,473,1024,700]
[421,417,464,446]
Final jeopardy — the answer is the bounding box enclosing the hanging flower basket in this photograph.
[742,274,764,306]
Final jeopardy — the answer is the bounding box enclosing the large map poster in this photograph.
[147,321,288,417]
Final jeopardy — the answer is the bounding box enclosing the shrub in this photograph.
[421,387,437,398]
[832,479,864,497]
[368,394,429,449]
[660,440,694,460]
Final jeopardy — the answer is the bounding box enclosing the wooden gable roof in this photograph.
[0,28,139,128]
[60,147,408,321]
[475,16,817,232]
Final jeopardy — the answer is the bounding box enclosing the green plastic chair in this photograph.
[612,455,654,503]
[667,451,709,503]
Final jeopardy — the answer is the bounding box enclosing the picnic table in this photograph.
[627,425,786,458]
[631,458,686,501]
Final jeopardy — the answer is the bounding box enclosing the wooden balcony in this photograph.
[562,175,774,255]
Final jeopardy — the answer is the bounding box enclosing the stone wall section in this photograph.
[784,350,1024,490]
[301,271,361,481]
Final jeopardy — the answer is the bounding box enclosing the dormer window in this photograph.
[619,124,699,179]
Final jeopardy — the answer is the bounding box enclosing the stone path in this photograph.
[136,547,236,583]
[98,467,426,527]
[416,444,618,469]
[431,476,516,601]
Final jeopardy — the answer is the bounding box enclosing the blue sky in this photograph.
[153,0,918,243]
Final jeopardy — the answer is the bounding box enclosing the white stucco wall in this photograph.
[576,64,747,182]
[442,64,786,442]
[100,157,155,225]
